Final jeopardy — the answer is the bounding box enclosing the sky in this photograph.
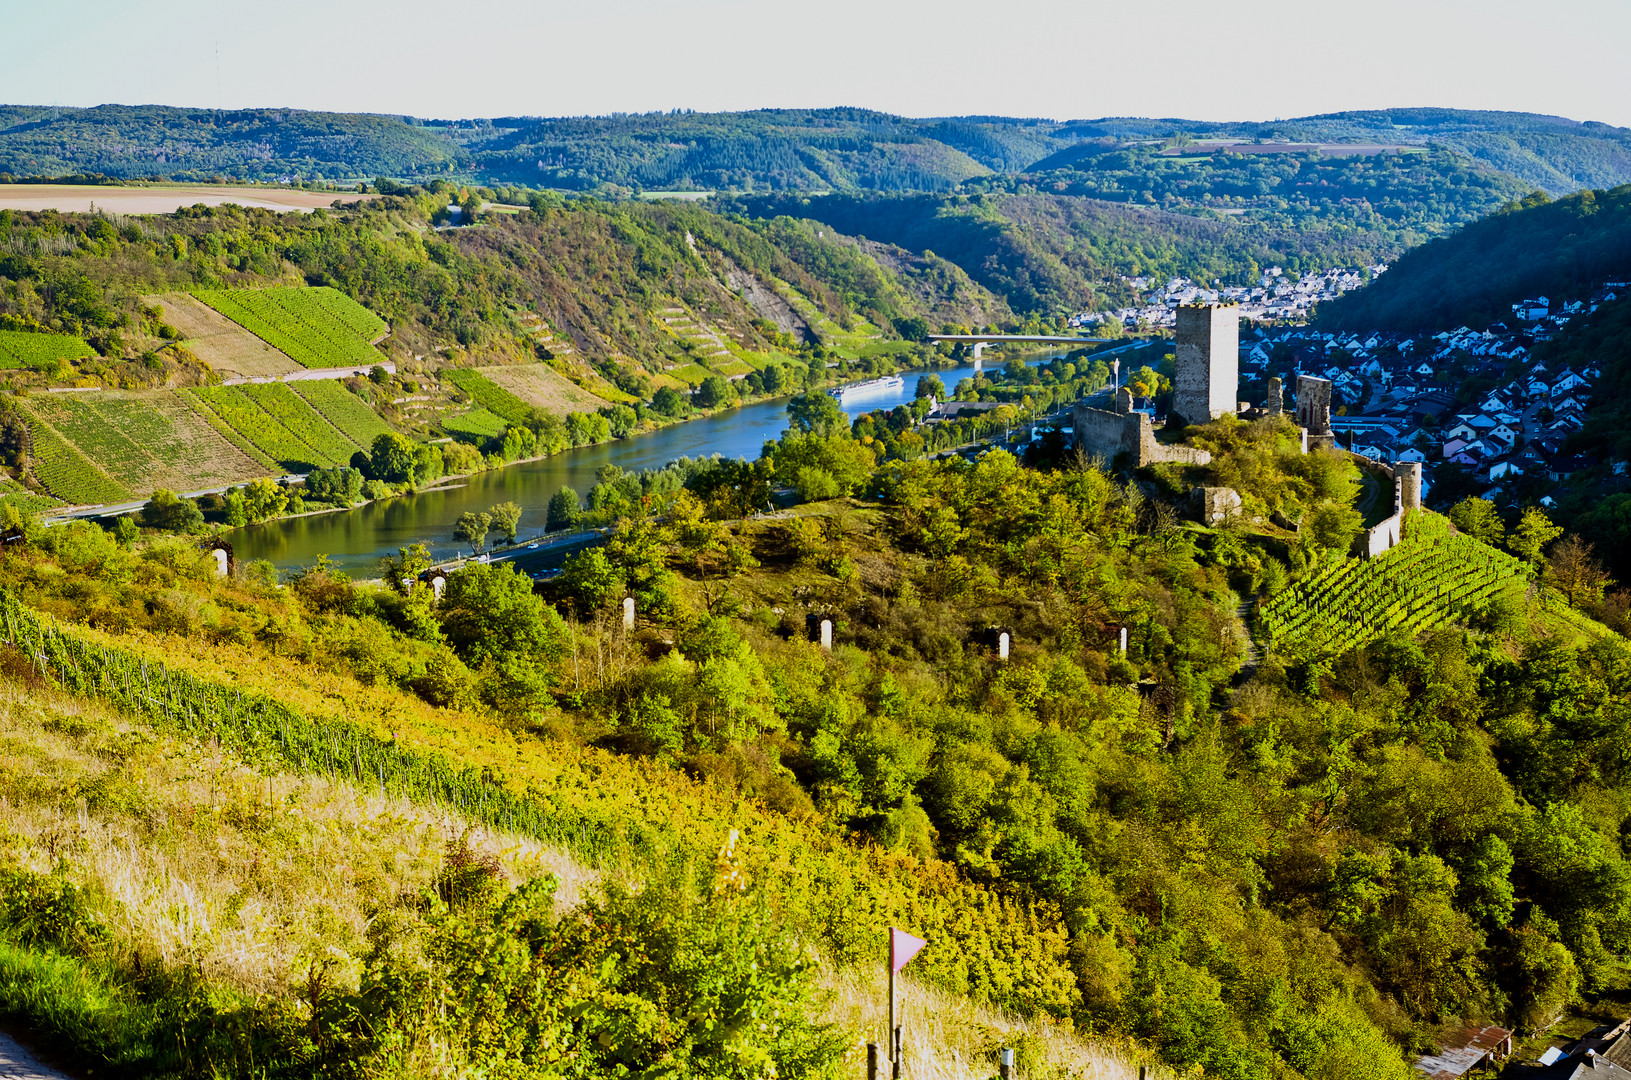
[4,0,1629,128]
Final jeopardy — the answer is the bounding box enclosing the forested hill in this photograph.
[730,172,1523,314]
[4,104,1630,197]
[1317,184,1631,331]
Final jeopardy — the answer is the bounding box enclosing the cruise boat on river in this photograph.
[829,375,906,398]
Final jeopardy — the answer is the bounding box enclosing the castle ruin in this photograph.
[1172,303,1240,426]
[1295,375,1336,450]
[1071,387,1212,469]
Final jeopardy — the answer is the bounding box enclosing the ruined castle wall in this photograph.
[1073,403,1213,468]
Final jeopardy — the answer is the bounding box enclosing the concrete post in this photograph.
[1299,427,1309,454]
[210,548,228,577]
[868,1044,879,1080]
[431,575,445,603]
[998,632,1009,660]
[819,619,833,652]
[1000,1048,1014,1080]
[1119,626,1128,654]
[623,596,636,631]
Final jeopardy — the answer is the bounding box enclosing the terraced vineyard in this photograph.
[194,287,388,370]
[22,391,264,499]
[292,379,395,445]
[442,407,509,441]
[444,368,532,424]
[22,412,131,505]
[186,386,342,472]
[0,329,97,369]
[238,382,360,463]
[1260,512,1535,656]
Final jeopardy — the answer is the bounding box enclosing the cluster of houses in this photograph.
[1240,284,1625,503]
[1072,265,1388,330]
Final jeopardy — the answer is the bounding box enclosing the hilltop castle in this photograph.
[1072,302,1239,466]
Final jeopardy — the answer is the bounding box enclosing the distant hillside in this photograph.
[1317,184,1631,331]
[6,104,1631,197]
[0,105,464,182]
[733,186,1504,314]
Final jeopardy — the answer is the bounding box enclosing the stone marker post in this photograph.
[998,632,1010,660]
[819,618,833,652]
[210,548,228,577]
[1119,626,1128,654]
[623,596,635,631]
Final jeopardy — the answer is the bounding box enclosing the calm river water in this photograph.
[233,356,1057,574]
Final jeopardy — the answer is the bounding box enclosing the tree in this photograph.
[369,432,420,485]
[1508,507,1563,567]
[439,561,566,668]
[694,375,735,410]
[761,365,787,394]
[652,386,688,418]
[453,511,492,554]
[242,477,288,522]
[1448,496,1505,546]
[786,390,845,436]
[1303,500,1364,553]
[547,487,581,532]
[915,374,945,402]
[490,501,523,546]
[1545,535,1614,607]
[306,466,364,506]
[136,489,202,532]
[112,515,139,548]
[381,542,434,595]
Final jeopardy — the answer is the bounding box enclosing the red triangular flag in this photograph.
[890,927,927,972]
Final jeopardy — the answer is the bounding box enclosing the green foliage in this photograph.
[452,510,491,554]
[238,381,360,462]
[18,409,132,504]
[547,486,581,532]
[135,489,202,532]
[366,431,420,484]
[441,406,509,441]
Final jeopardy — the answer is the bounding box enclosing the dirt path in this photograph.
[0,1030,77,1080]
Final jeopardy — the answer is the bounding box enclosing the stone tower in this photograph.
[1173,303,1239,426]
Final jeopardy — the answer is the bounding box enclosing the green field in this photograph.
[22,413,132,505]
[441,407,509,441]
[0,330,97,370]
[444,368,532,424]
[238,382,360,463]
[0,475,59,516]
[195,287,388,370]
[187,386,341,472]
[292,379,395,445]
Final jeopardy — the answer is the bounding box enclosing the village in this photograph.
[1072,264,1389,330]
[1231,281,1625,508]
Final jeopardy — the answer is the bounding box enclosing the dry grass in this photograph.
[474,362,612,415]
[148,293,301,379]
[821,968,1155,1080]
[0,680,1148,1075]
[0,682,589,997]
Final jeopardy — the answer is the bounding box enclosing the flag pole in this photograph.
[888,934,897,1074]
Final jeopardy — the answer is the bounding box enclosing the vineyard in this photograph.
[0,588,1076,1013]
[292,379,395,445]
[442,407,509,441]
[194,287,388,370]
[1259,512,1535,656]
[185,386,343,472]
[0,330,97,370]
[20,412,132,505]
[238,382,362,463]
[445,368,533,424]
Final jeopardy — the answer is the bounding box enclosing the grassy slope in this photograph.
[0,676,1149,1079]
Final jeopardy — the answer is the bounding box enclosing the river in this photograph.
[232,353,1090,574]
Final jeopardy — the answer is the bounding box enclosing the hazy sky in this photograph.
[6,0,1629,127]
